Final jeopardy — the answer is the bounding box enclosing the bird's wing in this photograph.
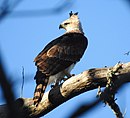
[34,33,88,76]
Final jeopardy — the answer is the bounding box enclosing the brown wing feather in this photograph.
[34,33,88,76]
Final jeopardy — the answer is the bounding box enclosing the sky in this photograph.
[0,0,130,118]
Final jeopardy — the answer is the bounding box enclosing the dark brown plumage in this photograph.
[33,12,88,106]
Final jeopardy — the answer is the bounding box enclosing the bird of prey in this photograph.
[33,11,88,106]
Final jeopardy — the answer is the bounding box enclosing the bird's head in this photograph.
[59,11,84,34]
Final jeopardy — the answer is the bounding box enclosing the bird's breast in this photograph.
[48,63,75,85]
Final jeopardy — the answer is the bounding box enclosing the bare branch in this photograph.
[0,59,22,118]
[69,99,101,118]
[9,1,73,18]
[0,0,23,22]
[0,0,74,22]
[0,62,130,118]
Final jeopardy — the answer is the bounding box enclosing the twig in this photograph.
[124,51,130,56]
[97,63,123,118]
[20,66,25,97]
[0,0,23,22]
[0,0,73,21]
[69,99,101,118]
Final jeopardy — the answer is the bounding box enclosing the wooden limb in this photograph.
[97,63,124,118]
[0,62,130,118]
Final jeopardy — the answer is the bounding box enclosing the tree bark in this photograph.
[0,62,130,118]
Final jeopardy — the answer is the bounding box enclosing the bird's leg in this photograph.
[63,70,75,81]
[51,78,60,88]
[64,70,72,78]
[51,71,75,88]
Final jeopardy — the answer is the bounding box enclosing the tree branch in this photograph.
[97,63,124,118]
[0,59,22,118]
[0,62,130,118]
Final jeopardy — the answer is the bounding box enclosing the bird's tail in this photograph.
[33,71,49,106]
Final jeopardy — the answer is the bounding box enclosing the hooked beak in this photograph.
[59,24,64,29]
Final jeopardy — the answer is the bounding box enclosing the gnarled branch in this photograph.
[0,62,130,118]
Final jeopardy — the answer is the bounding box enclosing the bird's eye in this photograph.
[64,23,70,25]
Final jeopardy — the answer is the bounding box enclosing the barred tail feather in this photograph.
[33,71,48,106]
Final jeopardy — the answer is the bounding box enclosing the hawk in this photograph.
[33,11,88,106]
